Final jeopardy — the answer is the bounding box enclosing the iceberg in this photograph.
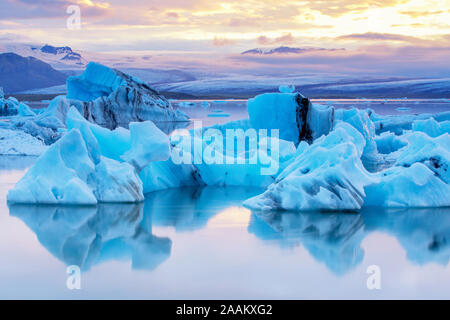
[364,131,450,207]
[1,94,66,144]
[6,107,172,205]
[247,92,334,144]
[1,63,189,147]
[7,87,450,210]
[245,91,450,211]
[243,122,376,211]
[64,62,189,129]
[7,129,100,205]
[0,94,35,117]
[412,118,450,138]
[370,111,450,135]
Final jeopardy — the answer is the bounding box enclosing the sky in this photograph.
[0,0,449,76]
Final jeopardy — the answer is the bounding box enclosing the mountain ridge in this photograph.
[0,53,68,93]
[241,46,345,55]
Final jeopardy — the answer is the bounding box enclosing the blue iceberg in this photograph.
[7,107,172,204]
[64,62,189,129]
[7,89,450,210]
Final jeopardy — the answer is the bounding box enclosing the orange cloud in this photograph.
[399,10,444,18]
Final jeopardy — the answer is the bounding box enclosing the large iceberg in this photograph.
[243,122,376,211]
[247,92,334,144]
[63,62,189,129]
[7,107,172,204]
[244,92,450,211]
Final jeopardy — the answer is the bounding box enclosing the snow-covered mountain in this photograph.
[0,43,87,69]
[241,46,344,55]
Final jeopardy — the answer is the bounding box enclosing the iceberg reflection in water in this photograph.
[147,186,263,231]
[8,186,263,272]
[8,184,450,277]
[249,211,365,275]
[249,207,450,275]
[9,203,172,272]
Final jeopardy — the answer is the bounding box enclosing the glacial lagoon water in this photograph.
[1,99,450,299]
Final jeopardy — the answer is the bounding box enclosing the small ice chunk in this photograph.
[201,101,210,109]
[279,85,295,93]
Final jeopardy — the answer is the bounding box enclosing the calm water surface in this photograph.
[1,100,450,299]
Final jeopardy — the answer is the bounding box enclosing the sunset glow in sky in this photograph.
[0,0,449,52]
[1,0,449,77]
